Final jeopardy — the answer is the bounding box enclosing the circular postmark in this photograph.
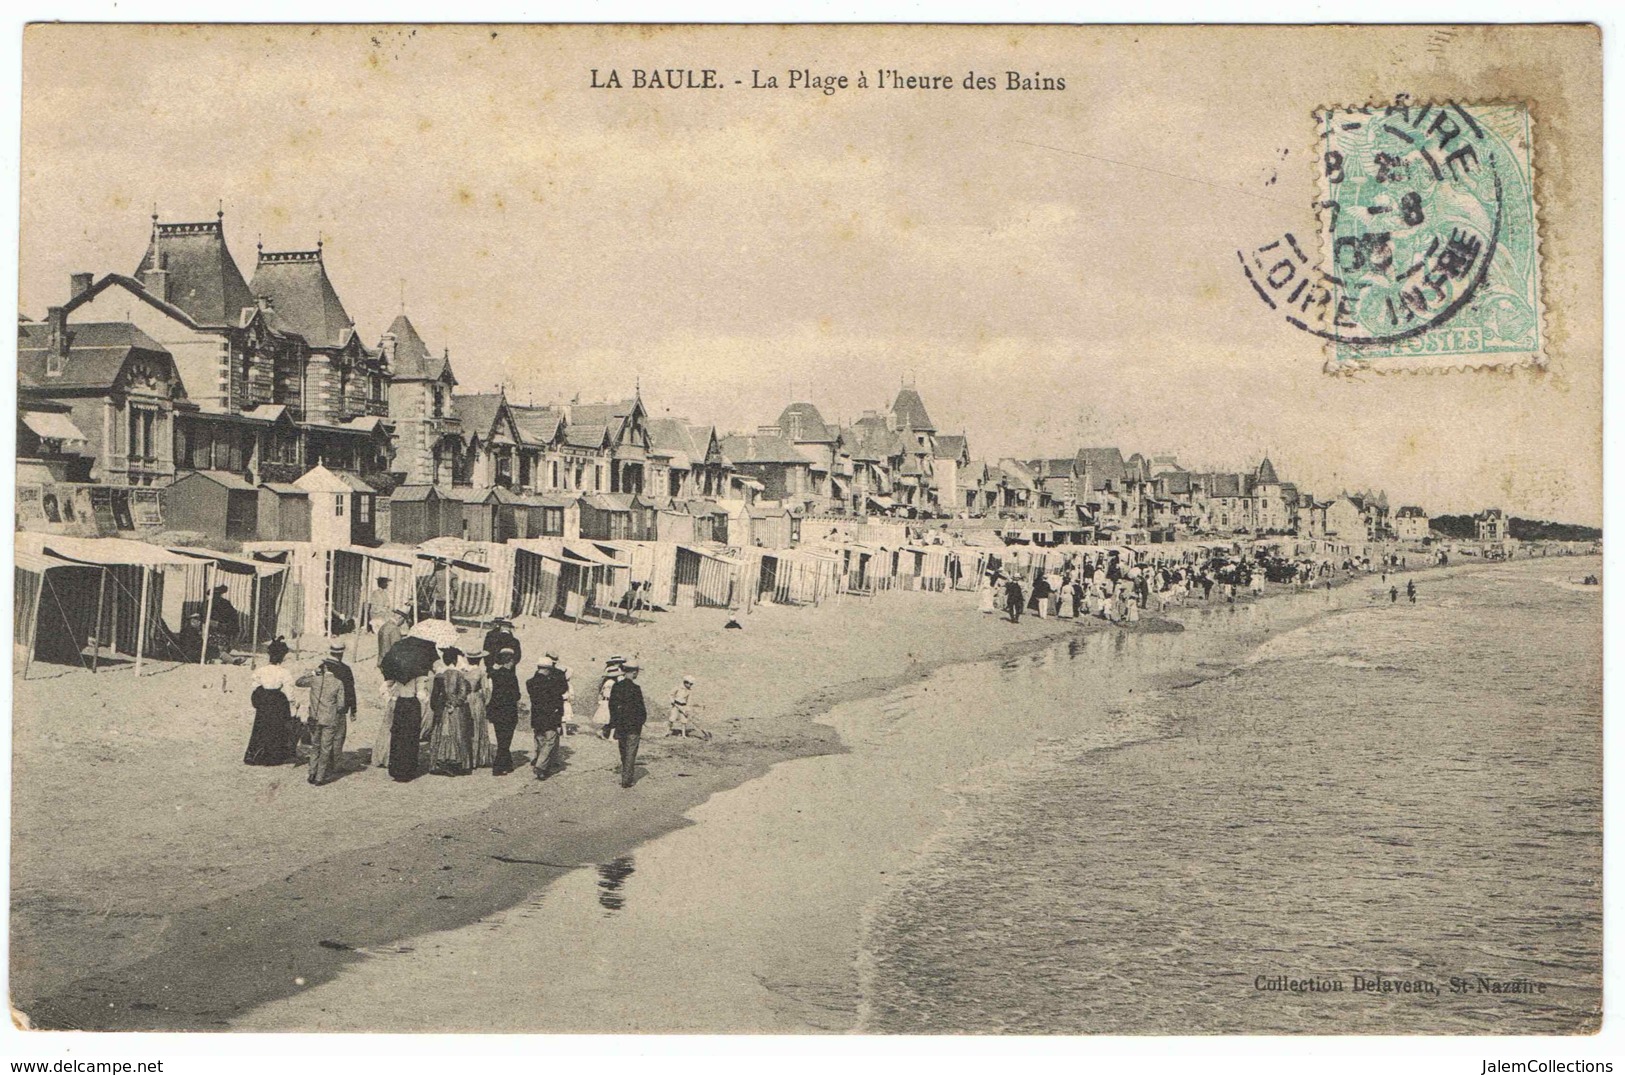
[1238,97,1540,366]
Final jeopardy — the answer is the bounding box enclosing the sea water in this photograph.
[863,558,1602,1034]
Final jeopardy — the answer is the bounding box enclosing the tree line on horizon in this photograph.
[1429,515,1602,543]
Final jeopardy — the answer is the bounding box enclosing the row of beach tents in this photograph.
[13,533,1016,677]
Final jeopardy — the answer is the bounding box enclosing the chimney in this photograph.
[69,272,93,299]
[139,266,170,302]
[45,306,67,372]
[380,332,397,364]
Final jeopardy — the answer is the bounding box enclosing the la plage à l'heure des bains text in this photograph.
[589,68,1066,93]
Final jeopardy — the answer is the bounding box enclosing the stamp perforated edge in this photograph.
[1310,97,1547,377]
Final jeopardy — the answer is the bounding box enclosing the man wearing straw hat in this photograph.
[377,601,411,665]
[298,640,355,786]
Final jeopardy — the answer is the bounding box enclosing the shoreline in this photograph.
[14,558,1481,1032]
[16,590,1100,1031]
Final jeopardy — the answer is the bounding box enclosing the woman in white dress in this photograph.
[593,656,624,738]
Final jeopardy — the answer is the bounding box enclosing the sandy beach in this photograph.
[12,585,1103,1029]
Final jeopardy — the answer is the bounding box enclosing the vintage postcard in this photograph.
[8,22,1603,1050]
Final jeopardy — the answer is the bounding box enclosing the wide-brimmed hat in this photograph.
[492,616,514,627]
[621,661,640,672]
[682,675,695,685]
[327,639,347,656]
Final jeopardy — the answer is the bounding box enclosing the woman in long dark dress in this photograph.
[244,638,298,766]
[387,674,430,782]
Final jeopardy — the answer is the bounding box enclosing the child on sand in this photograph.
[668,675,711,740]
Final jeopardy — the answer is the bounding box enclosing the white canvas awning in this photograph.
[22,411,88,444]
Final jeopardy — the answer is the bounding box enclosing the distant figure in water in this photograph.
[1389,586,1399,603]
[1407,580,1417,604]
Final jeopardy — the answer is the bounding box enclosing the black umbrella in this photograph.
[380,636,439,684]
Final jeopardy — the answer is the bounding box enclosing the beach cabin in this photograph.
[163,470,260,542]
[579,493,635,541]
[511,492,574,540]
[256,483,311,542]
[387,484,462,545]
[294,464,379,546]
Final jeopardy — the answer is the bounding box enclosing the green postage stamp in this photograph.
[1315,100,1542,372]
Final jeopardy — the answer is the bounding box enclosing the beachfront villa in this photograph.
[18,204,1412,552]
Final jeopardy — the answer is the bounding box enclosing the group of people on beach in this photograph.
[978,546,1434,626]
[242,602,708,791]
[979,550,1276,625]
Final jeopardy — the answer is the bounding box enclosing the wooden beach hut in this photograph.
[386,485,462,545]
[256,483,311,542]
[162,470,260,543]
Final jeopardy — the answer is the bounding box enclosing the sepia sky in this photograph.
[19,25,1603,523]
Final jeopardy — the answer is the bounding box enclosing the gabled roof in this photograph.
[1160,470,1195,495]
[998,459,1038,490]
[1208,473,1244,498]
[563,398,644,445]
[510,405,566,446]
[18,320,175,390]
[647,417,700,465]
[452,393,505,442]
[563,423,610,450]
[136,216,256,328]
[933,434,969,461]
[776,402,836,443]
[845,415,902,461]
[176,468,257,491]
[383,314,454,382]
[890,388,935,432]
[250,247,355,350]
[1075,447,1127,489]
[720,434,811,465]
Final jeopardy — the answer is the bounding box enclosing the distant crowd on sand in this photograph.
[980,547,1432,625]
[240,604,711,791]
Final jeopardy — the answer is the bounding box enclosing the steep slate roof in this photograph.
[1075,447,1127,490]
[776,402,836,443]
[1256,457,1280,484]
[563,423,610,449]
[998,459,1038,490]
[1396,505,1428,518]
[383,314,453,381]
[509,405,565,446]
[135,217,256,328]
[846,415,901,461]
[720,434,811,465]
[647,417,700,465]
[451,392,505,442]
[933,434,969,461]
[890,388,935,432]
[1208,473,1244,498]
[250,248,355,349]
[18,321,174,390]
[1160,470,1195,495]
